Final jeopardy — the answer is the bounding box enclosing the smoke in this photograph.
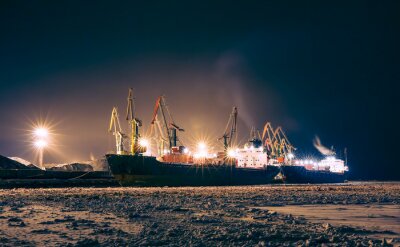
[90,152,95,161]
[214,52,255,130]
[313,136,335,156]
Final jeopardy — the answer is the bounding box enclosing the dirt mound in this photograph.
[47,163,94,172]
[9,157,41,169]
[0,155,38,170]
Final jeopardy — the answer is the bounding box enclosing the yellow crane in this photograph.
[273,126,295,156]
[262,123,295,161]
[109,107,126,155]
[262,122,277,157]
[126,88,143,154]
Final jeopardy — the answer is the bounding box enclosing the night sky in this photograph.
[0,1,399,180]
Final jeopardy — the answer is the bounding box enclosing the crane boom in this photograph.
[262,122,295,159]
[262,122,276,155]
[150,95,184,152]
[219,106,238,151]
[125,88,142,154]
[109,107,125,155]
[274,126,295,155]
[151,96,161,125]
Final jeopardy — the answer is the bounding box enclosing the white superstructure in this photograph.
[236,144,268,168]
[294,156,348,173]
[319,156,348,173]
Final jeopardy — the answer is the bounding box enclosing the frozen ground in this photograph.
[0,182,399,246]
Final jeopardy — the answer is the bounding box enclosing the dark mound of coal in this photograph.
[0,155,38,170]
[47,163,94,172]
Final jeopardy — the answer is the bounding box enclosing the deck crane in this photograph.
[150,95,184,155]
[262,122,278,157]
[108,107,126,155]
[262,122,296,163]
[273,126,295,157]
[126,88,143,154]
[219,106,238,152]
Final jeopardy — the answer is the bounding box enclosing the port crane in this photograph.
[150,95,184,155]
[108,107,126,155]
[219,106,238,151]
[262,122,295,161]
[262,122,278,156]
[126,88,143,154]
[273,126,295,157]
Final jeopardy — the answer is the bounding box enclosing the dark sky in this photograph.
[0,1,399,180]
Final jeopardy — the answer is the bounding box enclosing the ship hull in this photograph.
[106,154,280,186]
[280,165,347,184]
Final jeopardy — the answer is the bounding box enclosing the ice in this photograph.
[0,182,398,246]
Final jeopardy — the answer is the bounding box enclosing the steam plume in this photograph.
[313,136,335,156]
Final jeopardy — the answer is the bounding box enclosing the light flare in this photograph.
[227,148,237,158]
[138,138,149,147]
[34,139,47,149]
[34,127,48,138]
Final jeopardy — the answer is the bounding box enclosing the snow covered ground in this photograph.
[0,182,399,246]
[264,204,399,240]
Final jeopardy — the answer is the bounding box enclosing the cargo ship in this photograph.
[106,94,281,186]
[258,122,349,183]
[106,154,280,186]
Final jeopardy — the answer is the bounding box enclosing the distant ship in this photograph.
[279,157,348,183]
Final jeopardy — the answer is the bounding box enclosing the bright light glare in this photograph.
[139,138,149,147]
[34,128,48,138]
[227,148,237,158]
[287,153,294,159]
[34,140,47,149]
[197,142,206,150]
[183,148,189,154]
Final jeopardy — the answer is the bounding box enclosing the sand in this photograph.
[0,182,399,246]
